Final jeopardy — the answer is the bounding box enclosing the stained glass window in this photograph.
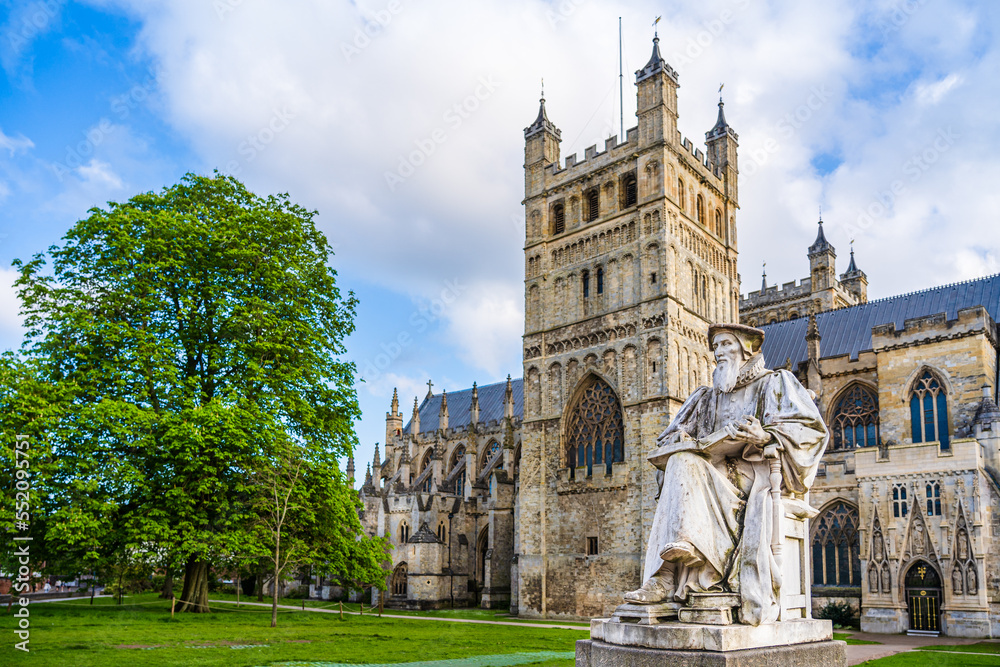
[910,371,949,449]
[566,376,624,477]
[810,502,860,587]
[831,384,880,450]
[926,482,941,516]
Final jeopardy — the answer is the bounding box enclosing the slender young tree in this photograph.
[12,172,374,612]
[250,444,388,627]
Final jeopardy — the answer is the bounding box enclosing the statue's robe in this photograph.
[644,353,828,625]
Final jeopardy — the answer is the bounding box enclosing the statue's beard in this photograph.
[713,357,742,393]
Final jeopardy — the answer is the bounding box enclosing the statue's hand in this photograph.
[655,427,693,447]
[728,415,771,447]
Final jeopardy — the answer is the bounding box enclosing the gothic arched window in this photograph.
[398,522,410,543]
[418,450,433,492]
[696,194,705,225]
[811,502,860,587]
[830,384,880,450]
[482,440,501,470]
[677,178,685,210]
[566,376,624,478]
[391,562,408,597]
[596,267,604,294]
[910,370,950,449]
[715,209,723,237]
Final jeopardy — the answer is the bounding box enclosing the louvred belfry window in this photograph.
[566,376,624,478]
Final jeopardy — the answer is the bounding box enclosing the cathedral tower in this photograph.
[517,35,740,618]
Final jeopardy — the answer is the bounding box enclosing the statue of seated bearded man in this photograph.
[624,323,828,626]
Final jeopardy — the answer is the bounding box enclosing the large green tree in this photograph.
[12,172,383,611]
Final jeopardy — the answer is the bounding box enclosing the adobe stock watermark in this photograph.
[845,127,960,238]
[876,0,929,36]
[741,84,833,178]
[12,434,32,652]
[4,0,63,54]
[670,0,751,67]
[52,71,158,181]
[384,76,501,191]
[361,278,467,382]
[223,106,297,176]
[341,0,406,62]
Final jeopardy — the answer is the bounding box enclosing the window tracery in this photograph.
[811,501,860,587]
[391,562,408,597]
[566,376,624,478]
[910,370,950,449]
[830,384,880,450]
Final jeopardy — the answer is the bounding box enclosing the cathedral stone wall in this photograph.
[517,36,739,619]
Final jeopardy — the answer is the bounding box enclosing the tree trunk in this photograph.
[271,529,282,628]
[271,568,279,628]
[160,571,174,599]
[177,557,210,613]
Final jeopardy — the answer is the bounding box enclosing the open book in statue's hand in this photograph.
[647,428,742,469]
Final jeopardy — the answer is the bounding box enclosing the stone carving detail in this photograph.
[622,323,828,626]
[868,510,891,595]
[952,508,978,597]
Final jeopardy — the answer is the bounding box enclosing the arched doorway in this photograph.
[904,560,941,633]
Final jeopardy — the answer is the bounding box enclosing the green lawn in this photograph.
[859,653,1000,666]
[207,593,591,626]
[3,593,585,667]
[919,642,1000,654]
[833,632,882,645]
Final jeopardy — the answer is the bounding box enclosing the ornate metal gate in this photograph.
[905,561,941,632]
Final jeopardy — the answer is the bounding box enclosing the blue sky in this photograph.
[2,0,999,484]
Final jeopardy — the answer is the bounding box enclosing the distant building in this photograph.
[360,379,521,609]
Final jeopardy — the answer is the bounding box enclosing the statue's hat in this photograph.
[708,323,765,357]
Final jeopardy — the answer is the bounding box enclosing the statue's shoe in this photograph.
[660,541,705,568]
[623,576,671,604]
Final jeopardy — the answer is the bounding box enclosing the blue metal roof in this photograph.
[404,378,523,434]
[760,274,1000,369]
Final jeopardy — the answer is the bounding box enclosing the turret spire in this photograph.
[391,387,399,414]
[847,240,859,274]
[525,79,560,139]
[761,262,767,292]
[411,396,420,434]
[808,215,833,255]
[504,375,514,420]
[470,381,480,426]
[439,389,449,431]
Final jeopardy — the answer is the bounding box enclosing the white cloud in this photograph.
[75,0,1000,367]
[76,159,124,190]
[0,128,34,156]
[444,281,523,377]
[913,73,964,106]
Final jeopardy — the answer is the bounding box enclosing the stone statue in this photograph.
[953,566,964,595]
[624,323,828,626]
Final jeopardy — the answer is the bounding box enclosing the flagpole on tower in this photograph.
[618,17,623,141]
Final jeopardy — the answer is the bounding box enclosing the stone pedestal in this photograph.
[577,618,846,667]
